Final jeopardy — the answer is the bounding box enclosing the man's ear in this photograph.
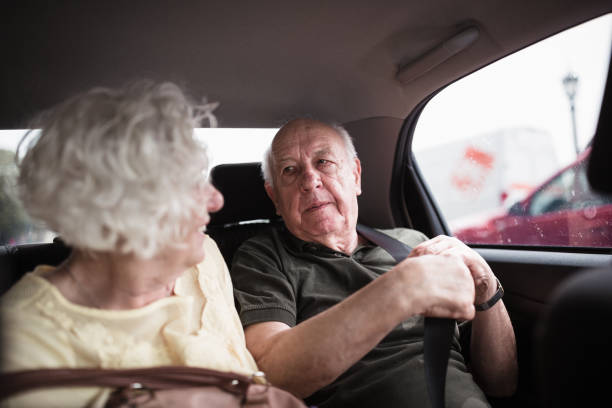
[264,182,281,215]
[353,158,362,196]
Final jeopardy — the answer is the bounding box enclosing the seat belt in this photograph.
[356,224,454,408]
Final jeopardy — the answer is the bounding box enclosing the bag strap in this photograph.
[356,224,454,408]
[0,366,256,401]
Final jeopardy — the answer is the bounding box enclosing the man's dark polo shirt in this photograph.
[231,225,489,408]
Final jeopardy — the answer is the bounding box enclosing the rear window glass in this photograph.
[0,129,276,245]
[413,14,612,248]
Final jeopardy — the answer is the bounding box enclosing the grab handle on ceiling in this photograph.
[397,26,480,84]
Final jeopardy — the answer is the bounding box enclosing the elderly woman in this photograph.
[0,81,258,407]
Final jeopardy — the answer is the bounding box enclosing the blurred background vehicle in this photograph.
[454,147,612,247]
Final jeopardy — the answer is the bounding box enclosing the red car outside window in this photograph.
[454,147,612,247]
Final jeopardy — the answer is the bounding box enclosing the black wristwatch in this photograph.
[475,277,504,311]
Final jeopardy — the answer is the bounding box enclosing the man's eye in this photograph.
[282,166,296,175]
[317,159,335,170]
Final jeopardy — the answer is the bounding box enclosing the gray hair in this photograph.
[261,122,358,186]
[17,80,217,258]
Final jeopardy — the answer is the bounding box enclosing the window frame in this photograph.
[398,16,612,252]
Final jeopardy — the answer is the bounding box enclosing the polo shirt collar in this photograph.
[280,225,374,256]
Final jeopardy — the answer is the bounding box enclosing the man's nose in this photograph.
[299,168,322,192]
[207,185,224,213]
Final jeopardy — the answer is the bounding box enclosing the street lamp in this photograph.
[562,72,579,156]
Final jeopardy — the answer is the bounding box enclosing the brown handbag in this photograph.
[0,366,310,408]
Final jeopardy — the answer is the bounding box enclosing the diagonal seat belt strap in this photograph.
[356,224,454,408]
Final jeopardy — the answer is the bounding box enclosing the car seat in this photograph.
[0,239,71,296]
[536,267,612,407]
[0,162,278,295]
[207,162,281,267]
[535,46,612,408]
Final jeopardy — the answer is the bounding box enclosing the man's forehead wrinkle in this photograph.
[276,119,338,142]
[271,119,344,168]
[277,157,296,166]
[276,142,335,164]
[273,140,303,165]
[314,146,335,158]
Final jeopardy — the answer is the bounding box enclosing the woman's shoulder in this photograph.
[0,266,79,375]
[176,235,229,295]
[201,235,228,274]
[1,266,54,312]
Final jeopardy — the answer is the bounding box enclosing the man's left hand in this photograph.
[409,235,497,305]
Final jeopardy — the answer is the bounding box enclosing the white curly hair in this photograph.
[17,80,218,258]
[261,120,358,186]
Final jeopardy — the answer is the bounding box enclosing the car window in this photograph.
[413,13,612,248]
[0,129,276,245]
[528,153,612,215]
[529,166,577,216]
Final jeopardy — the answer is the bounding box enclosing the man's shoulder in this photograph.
[238,223,284,249]
[232,223,288,266]
[376,227,429,247]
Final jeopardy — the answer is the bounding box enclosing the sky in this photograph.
[1,14,610,169]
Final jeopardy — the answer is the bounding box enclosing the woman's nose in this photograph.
[207,185,224,213]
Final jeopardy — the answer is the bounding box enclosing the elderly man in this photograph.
[231,118,518,408]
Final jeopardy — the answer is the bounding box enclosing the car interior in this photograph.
[2,1,612,407]
[536,65,612,407]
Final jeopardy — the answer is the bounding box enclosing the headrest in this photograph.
[587,55,612,193]
[209,162,278,227]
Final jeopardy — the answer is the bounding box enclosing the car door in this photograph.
[402,14,612,408]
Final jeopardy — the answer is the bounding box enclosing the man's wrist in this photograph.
[475,277,504,311]
[474,274,497,304]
